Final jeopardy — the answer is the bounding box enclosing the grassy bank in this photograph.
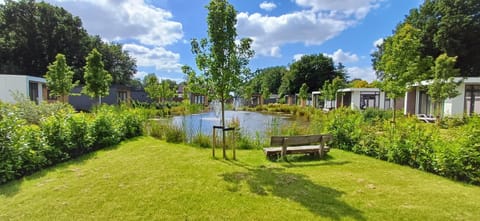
[1,136,479,220]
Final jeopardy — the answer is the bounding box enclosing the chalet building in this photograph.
[404,77,480,116]
[0,74,48,104]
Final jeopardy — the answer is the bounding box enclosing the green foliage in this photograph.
[427,53,461,117]
[0,1,136,82]
[45,53,78,102]
[323,108,480,184]
[191,133,212,148]
[0,102,145,184]
[91,106,123,148]
[190,0,254,132]
[298,83,308,100]
[83,48,112,103]
[144,74,177,103]
[322,76,346,101]
[165,124,186,144]
[9,92,73,124]
[280,54,342,96]
[404,0,480,77]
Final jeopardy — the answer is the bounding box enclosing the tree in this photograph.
[144,74,176,104]
[427,53,461,120]
[144,73,161,103]
[83,48,112,104]
[404,0,480,77]
[298,83,309,107]
[280,54,344,96]
[375,24,433,122]
[0,1,136,83]
[349,79,370,88]
[44,53,78,103]
[158,79,176,103]
[190,0,254,158]
[181,65,210,102]
[322,76,346,109]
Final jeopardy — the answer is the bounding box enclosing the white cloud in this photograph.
[46,0,183,46]
[373,38,384,47]
[295,0,382,19]
[325,49,359,64]
[260,2,277,11]
[346,66,376,82]
[44,0,184,74]
[293,54,304,61]
[237,11,350,57]
[123,44,181,73]
[237,0,382,57]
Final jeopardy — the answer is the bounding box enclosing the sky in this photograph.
[6,0,424,82]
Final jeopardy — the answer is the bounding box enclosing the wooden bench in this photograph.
[263,134,332,160]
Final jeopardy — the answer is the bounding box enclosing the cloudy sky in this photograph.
[34,0,422,82]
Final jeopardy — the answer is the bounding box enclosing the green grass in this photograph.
[1,137,480,220]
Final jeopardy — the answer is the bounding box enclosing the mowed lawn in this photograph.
[1,137,480,220]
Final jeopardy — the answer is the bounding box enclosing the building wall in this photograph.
[445,83,465,116]
[0,75,46,103]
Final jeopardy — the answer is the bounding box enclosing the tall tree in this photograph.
[403,0,480,77]
[375,24,433,122]
[280,54,343,96]
[44,53,78,103]
[0,1,136,83]
[427,53,461,120]
[190,0,254,158]
[83,49,112,104]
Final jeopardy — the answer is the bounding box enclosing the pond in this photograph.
[171,111,294,138]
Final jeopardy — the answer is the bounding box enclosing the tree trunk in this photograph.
[392,98,396,123]
[99,96,102,105]
[221,97,226,159]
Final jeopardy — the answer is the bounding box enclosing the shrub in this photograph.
[326,108,362,151]
[40,111,72,163]
[91,107,123,148]
[121,109,145,139]
[191,133,211,148]
[68,113,94,157]
[165,124,186,143]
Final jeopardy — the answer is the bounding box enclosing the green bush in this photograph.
[326,108,362,151]
[68,113,94,157]
[91,108,123,148]
[191,133,211,148]
[40,111,72,163]
[165,124,186,143]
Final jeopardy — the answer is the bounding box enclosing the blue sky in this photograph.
[33,0,423,82]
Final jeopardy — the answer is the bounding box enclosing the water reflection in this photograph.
[172,111,293,138]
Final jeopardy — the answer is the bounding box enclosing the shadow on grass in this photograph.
[221,165,365,220]
[0,137,137,197]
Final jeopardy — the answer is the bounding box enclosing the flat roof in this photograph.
[337,88,380,92]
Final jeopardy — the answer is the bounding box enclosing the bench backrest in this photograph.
[271,135,330,146]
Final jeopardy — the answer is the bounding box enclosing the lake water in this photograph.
[171,111,293,138]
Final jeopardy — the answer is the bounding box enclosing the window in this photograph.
[360,92,380,109]
[29,81,39,104]
[419,90,431,115]
[465,85,480,115]
[117,90,128,103]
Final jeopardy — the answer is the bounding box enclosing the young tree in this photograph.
[158,80,176,103]
[298,83,309,107]
[190,0,254,158]
[44,53,78,103]
[83,48,112,104]
[322,76,346,109]
[375,24,433,122]
[427,53,461,121]
[144,74,161,103]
